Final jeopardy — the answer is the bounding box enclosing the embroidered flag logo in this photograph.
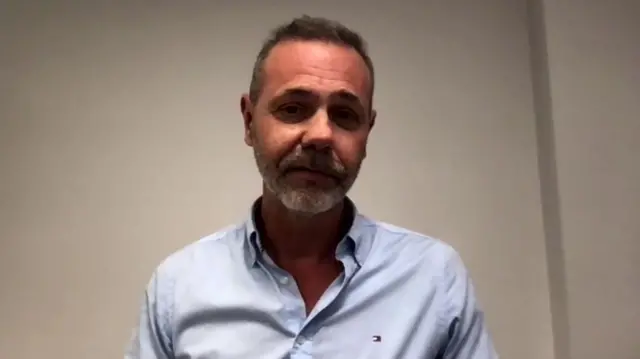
[372,335,382,342]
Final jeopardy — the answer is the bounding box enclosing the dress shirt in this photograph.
[126,198,498,358]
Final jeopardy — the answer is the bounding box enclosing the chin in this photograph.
[278,189,344,215]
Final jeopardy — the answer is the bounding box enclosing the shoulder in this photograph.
[150,223,246,288]
[362,216,461,267]
[361,216,472,298]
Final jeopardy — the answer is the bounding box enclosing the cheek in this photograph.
[334,138,367,169]
[255,121,301,162]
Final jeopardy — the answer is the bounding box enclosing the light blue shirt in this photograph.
[126,199,498,358]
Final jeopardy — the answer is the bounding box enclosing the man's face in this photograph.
[241,40,375,215]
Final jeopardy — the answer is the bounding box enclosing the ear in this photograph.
[240,94,254,147]
[369,109,377,131]
[363,108,376,159]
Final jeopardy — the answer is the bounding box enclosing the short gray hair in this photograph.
[249,15,375,104]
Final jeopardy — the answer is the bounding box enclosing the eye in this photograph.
[329,107,361,130]
[281,104,302,114]
[275,103,310,122]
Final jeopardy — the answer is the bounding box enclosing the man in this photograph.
[126,15,498,359]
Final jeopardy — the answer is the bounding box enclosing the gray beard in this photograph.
[252,147,358,216]
[250,126,363,215]
[266,180,345,215]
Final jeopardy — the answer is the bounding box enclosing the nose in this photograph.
[301,109,333,150]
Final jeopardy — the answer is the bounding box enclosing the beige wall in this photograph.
[0,1,636,359]
[533,1,640,358]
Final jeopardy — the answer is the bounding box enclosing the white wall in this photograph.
[1,1,636,359]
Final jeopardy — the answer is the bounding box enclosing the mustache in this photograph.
[279,150,347,179]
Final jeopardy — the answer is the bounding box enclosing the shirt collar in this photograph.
[244,196,372,267]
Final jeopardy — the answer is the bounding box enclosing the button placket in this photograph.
[276,274,305,335]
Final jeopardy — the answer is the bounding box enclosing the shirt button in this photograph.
[297,335,313,344]
[279,276,290,285]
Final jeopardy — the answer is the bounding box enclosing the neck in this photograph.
[258,189,349,265]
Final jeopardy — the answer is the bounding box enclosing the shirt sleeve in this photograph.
[125,270,175,359]
[440,249,499,359]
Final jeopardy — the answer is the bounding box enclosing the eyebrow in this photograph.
[330,90,367,113]
[330,90,361,104]
[273,87,365,109]
[275,88,317,99]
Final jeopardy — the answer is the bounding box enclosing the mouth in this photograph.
[285,167,340,182]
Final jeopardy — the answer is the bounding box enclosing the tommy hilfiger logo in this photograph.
[372,335,382,342]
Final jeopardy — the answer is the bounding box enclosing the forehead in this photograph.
[260,40,372,105]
